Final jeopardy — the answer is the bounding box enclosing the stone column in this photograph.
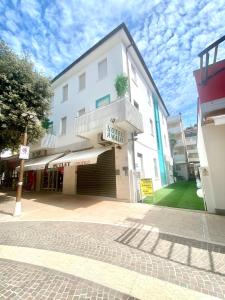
[63,166,77,195]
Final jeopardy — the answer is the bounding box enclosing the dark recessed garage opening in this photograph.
[77,148,116,198]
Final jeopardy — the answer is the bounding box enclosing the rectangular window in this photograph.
[150,119,154,136]
[134,100,139,110]
[137,153,144,178]
[62,84,68,102]
[153,158,159,178]
[79,73,85,91]
[131,64,137,83]
[176,165,181,171]
[60,117,67,135]
[98,58,107,80]
[147,90,152,106]
[164,134,167,147]
[78,108,85,116]
[96,94,110,108]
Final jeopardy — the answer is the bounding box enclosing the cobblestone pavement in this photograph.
[0,258,136,300]
[0,221,225,299]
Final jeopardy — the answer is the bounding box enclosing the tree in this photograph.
[0,40,52,152]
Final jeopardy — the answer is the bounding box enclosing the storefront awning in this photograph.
[48,147,112,168]
[18,153,64,171]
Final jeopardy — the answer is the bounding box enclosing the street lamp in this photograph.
[14,112,37,216]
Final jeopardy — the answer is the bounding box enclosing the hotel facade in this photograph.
[16,24,172,202]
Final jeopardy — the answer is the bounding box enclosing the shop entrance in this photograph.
[40,168,64,192]
[77,148,116,197]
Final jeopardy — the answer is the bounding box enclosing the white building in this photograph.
[167,115,188,180]
[184,126,199,179]
[26,23,172,202]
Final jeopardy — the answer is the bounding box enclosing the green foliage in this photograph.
[0,40,52,152]
[42,118,53,130]
[114,74,128,98]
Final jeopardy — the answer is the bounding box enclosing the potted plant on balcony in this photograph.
[114,74,128,98]
[42,118,53,133]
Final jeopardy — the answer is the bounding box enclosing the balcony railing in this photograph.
[173,154,187,163]
[198,35,225,84]
[188,157,199,163]
[174,139,185,148]
[74,97,144,138]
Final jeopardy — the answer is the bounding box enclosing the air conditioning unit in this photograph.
[97,133,113,146]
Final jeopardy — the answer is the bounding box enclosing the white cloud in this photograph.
[1,0,225,126]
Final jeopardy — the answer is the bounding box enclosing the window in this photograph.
[147,90,152,106]
[98,58,107,80]
[153,158,159,178]
[60,117,67,135]
[131,64,137,83]
[96,94,110,108]
[78,108,85,116]
[176,165,181,171]
[79,73,85,91]
[134,100,139,110]
[164,134,167,147]
[62,84,68,102]
[150,119,154,136]
[136,153,144,178]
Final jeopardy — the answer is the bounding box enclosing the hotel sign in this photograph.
[103,124,125,145]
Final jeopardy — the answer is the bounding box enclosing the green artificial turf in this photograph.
[144,181,205,211]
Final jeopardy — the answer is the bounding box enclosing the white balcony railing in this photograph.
[188,157,200,163]
[174,154,187,163]
[174,139,185,147]
[187,149,198,154]
[74,97,144,138]
[169,126,182,135]
[185,137,197,146]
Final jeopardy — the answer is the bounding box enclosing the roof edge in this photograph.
[51,23,169,116]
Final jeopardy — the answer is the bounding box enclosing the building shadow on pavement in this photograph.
[0,191,119,212]
[114,221,225,277]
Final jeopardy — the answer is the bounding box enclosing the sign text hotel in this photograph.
[103,124,125,145]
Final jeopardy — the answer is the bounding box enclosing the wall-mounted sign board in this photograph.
[103,124,125,145]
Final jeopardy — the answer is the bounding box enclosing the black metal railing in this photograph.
[198,35,225,84]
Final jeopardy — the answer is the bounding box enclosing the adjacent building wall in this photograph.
[121,43,171,191]
[200,123,225,213]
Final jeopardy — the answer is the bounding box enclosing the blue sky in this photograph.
[1,0,225,127]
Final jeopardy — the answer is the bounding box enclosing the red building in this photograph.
[194,35,225,214]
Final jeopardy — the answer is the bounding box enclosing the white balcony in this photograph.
[188,157,200,163]
[169,126,182,135]
[31,133,56,151]
[185,137,197,146]
[74,97,144,138]
[174,139,185,147]
[174,154,187,163]
[187,149,198,154]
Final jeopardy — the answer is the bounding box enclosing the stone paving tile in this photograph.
[0,258,137,300]
[0,221,225,298]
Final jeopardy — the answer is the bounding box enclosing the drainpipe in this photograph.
[126,43,138,202]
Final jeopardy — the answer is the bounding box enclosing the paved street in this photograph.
[0,192,225,299]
